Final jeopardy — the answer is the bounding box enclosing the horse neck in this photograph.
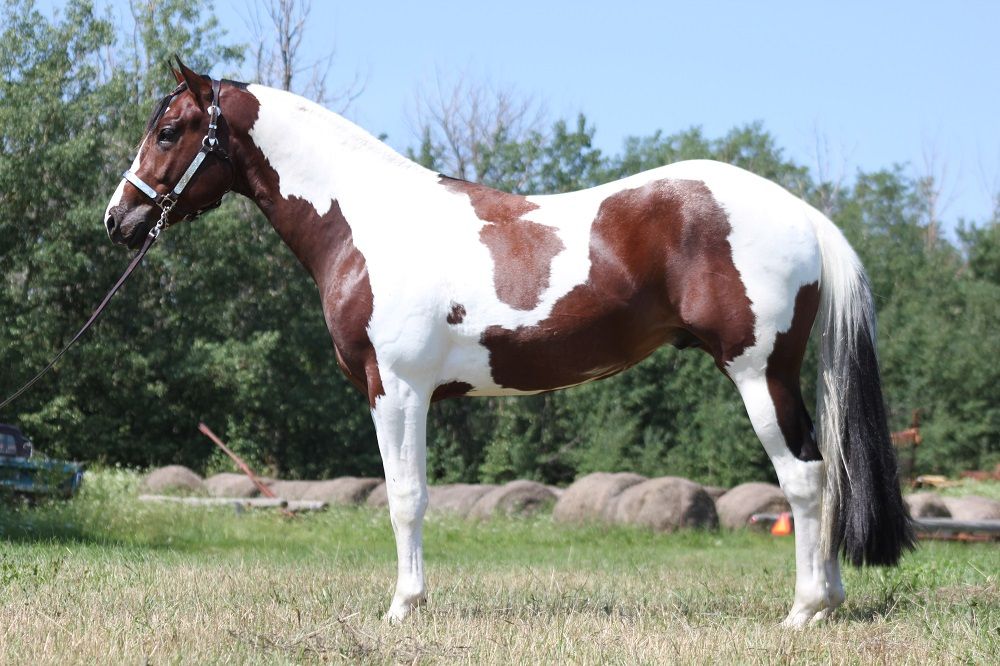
[231,84,431,287]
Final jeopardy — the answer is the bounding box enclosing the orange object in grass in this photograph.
[771,512,793,536]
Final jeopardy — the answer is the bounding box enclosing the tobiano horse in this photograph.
[104,61,914,627]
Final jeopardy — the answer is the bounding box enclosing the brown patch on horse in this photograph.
[442,177,564,310]
[431,381,473,402]
[447,303,466,325]
[766,281,821,461]
[482,179,755,391]
[276,197,383,406]
[229,86,382,405]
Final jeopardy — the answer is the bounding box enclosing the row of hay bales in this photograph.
[904,492,1000,521]
[142,466,563,518]
[142,466,797,528]
[551,473,791,531]
[144,465,1000,528]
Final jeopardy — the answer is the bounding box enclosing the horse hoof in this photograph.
[782,601,836,628]
[809,608,833,624]
[384,606,408,624]
[781,612,811,630]
[384,594,426,623]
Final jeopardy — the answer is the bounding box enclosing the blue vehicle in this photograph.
[0,424,84,499]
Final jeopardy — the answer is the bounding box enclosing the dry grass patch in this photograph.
[0,470,996,664]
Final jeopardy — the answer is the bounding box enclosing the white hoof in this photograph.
[384,594,426,623]
[808,607,833,624]
[781,608,814,629]
[782,595,843,628]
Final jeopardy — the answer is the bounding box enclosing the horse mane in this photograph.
[144,84,185,133]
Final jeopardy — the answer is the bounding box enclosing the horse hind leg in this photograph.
[730,369,832,626]
[726,284,844,627]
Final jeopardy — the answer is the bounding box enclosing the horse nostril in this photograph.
[105,214,117,235]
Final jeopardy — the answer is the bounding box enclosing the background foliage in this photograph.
[1,0,997,484]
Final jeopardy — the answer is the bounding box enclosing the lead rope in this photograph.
[0,214,166,412]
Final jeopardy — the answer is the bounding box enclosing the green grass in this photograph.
[1,470,997,664]
[937,478,1000,501]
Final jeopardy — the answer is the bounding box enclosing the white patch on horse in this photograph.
[104,152,142,223]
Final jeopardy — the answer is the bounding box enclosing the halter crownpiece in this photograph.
[122,77,232,235]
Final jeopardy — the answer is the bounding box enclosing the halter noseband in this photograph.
[123,78,232,238]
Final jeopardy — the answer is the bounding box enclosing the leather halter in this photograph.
[123,78,233,238]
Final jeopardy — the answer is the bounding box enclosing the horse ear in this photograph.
[169,61,183,85]
[173,55,210,109]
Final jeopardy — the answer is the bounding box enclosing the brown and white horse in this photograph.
[104,62,914,627]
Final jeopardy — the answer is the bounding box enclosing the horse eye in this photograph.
[157,127,177,144]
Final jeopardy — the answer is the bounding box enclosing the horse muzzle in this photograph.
[106,204,155,249]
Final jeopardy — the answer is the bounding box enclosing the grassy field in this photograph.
[0,471,997,664]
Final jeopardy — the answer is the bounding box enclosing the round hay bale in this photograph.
[142,465,204,494]
[715,482,790,529]
[429,484,497,517]
[300,477,383,505]
[702,485,728,501]
[203,472,273,498]
[941,495,1000,521]
[904,492,951,518]
[468,480,557,520]
[366,482,388,508]
[266,480,316,501]
[613,476,718,531]
[552,472,646,524]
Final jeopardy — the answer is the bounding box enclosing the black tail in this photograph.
[836,317,916,566]
[814,215,915,567]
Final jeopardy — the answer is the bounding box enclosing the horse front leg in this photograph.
[371,373,431,622]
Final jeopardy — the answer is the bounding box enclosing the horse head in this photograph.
[104,58,235,248]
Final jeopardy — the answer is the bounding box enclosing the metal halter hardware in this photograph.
[122,78,231,238]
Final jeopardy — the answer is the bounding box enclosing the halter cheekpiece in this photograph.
[122,77,231,238]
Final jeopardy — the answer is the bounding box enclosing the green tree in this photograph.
[4,3,994,484]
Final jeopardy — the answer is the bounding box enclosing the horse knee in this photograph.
[387,482,428,523]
